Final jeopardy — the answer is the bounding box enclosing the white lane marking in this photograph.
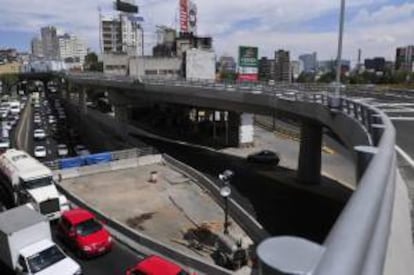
[389,117,414,121]
[395,145,414,168]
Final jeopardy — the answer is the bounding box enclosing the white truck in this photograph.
[0,149,70,220]
[0,205,82,275]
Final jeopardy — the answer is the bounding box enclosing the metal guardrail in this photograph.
[64,73,397,275]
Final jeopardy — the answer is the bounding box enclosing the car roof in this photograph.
[63,208,95,225]
[134,255,183,275]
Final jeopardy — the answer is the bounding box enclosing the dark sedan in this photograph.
[247,150,280,165]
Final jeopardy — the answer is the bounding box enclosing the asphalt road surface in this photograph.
[4,90,148,275]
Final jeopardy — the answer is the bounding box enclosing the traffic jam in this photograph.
[0,82,193,275]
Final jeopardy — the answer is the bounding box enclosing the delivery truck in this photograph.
[0,149,70,220]
[0,205,82,275]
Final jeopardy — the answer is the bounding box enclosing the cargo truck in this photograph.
[0,149,70,220]
[0,205,82,275]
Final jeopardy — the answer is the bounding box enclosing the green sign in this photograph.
[238,46,258,67]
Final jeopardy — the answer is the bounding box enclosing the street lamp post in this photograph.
[220,185,231,235]
[330,0,346,108]
[219,170,234,235]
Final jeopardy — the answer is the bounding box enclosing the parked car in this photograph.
[74,145,90,156]
[57,208,112,258]
[57,144,69,157]
[126,255,190,275]
[246,150,280,165]
[34,129,46,140]
[34,146,47,158]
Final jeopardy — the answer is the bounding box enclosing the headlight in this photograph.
[74,268,82,275]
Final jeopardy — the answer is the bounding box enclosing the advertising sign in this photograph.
[238,46,258,82]
[180,0,189,33]
[188,1,197,34]
[238,46,258,68]
[115,0,138,13]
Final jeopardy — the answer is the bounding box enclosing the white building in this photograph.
[101,13,143,56]
[58,33,87,64]
[129,56,182,79]
[185,49,215,80]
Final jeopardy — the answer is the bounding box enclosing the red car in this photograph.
[126,255,191,275]
[57,208,112,258]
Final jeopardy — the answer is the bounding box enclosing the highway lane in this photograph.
[7,89,149,275]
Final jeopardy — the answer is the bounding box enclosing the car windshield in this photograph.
[22,176,53,189]
[35,147,45,152]
[58,145,67,149]
[76,218,102,236]
[27,245,66,273]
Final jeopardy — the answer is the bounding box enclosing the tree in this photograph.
[84,52,103,72]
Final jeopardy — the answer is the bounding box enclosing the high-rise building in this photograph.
[41,26,59,60]
[274,50,291,82]
[258,57,271,80]
[299,52,317,73]
[58,33,87,64]
[395,45,414,72]
[364,57,386,72]
[101,14,143,56]
[31,37,43,58]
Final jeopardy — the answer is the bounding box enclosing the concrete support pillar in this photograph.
[65,82,72,102]
[354,146,378,182]
[114,105,129,138]
[78,88,87,115]
[297,122,323,184]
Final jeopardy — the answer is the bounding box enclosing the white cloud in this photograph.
[0,0,412,63]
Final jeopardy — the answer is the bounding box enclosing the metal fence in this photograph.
[64,73,397,275]
[44,147,157,170]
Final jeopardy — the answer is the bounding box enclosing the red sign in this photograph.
[180,0,189,33]
[238,74,258,82]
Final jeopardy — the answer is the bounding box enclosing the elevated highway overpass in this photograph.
[15,72,414,275]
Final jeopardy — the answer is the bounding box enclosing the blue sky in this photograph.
[0,0,413,62]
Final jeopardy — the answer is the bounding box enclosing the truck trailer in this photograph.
[0,149,70,220]
[0,205,81,275]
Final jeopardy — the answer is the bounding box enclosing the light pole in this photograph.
[330,0,346,108]
[219,170,234,235]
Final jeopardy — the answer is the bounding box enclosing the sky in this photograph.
[0,0,413,63]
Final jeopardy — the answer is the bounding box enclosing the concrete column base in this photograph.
[297,122,323,184]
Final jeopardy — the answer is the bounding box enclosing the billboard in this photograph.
[238,46,258,82]
[188,1,197,34]
[180,0,197,34]
[180,0,189,33]
[115,0,138,13]
[238,46,258,67]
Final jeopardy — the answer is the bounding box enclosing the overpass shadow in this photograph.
[130,133,352,244]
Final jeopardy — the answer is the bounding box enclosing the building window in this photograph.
[145,70,158,75]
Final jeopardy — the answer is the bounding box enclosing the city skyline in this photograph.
[0,0,413,61]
